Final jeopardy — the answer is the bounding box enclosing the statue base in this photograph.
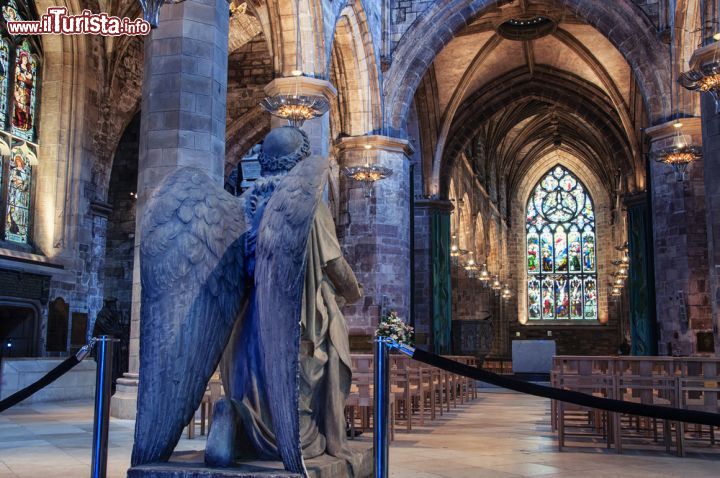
[127,440,372,478]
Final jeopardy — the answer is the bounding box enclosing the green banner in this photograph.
[432,212,452,354]
[628,197,657,355]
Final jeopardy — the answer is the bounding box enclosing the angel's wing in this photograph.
[255,155,329,475]
[131,167,249,466]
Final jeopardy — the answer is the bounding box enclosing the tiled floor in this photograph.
[1,391,718,477]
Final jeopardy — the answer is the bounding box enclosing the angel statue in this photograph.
[130,126,365,477]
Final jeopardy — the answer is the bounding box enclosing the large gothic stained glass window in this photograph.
[526,166,597,321]
[0,1,41,246]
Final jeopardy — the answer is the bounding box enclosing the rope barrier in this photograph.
[385,340,720,427]
[0,339,96,413]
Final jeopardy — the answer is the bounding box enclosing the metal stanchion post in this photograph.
[91,336,114,478]
[373,337,390,478]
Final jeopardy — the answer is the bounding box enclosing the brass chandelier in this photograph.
[259,0,330,127]
[259,74,331,127]
[342,144,393,198]
[650,125,703,182]
[679,33,720,113]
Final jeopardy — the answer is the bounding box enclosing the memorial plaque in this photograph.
[452,319,493,359]
[697,331,715,353]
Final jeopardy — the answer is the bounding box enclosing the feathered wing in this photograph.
[255,155,329,475]
[131,168,249,466]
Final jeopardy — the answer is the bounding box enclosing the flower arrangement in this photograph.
[375,310,415,346]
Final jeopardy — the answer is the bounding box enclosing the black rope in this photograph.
[411,348,720,427]
[0,354,82,413]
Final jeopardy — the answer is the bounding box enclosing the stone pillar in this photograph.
[413,198,453,351]
[111,0,229,419]
[646,119,712,356]
[625,192,657,355]
[700,93,720,355]
[335,135,413,338]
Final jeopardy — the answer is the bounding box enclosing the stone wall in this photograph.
[651,161,712,355]
[701,94,720,355]
[227,33,273,123]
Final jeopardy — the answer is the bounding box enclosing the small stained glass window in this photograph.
[5,144,31,243]
[11,39,36,141]
[0,1,42,246]
[526,166,597,321]
[2,0,22,25]
[0,39,9,128]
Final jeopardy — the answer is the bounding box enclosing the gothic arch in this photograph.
[328,1,382,138]
[438,68,635,199]
[384,0,670,135]
[34,0,92,256]
[250,0,328,77]
[512,151,612,326]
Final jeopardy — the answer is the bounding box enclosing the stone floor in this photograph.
[0,391,718,477]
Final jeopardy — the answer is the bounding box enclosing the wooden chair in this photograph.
[556,372,616,451]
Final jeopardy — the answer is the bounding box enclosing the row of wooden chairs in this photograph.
[345,353,478,440]
[185,354,480,440]
[552,355,720,456]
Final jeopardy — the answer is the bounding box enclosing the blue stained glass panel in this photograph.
[541,229,553,272]
[2,0,23,25]
[0,39,8,128]
[528,279,541,320]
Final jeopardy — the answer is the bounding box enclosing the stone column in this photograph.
[625,192,658,355]
[700,93,720,355]
[646,119,712,356]
[111,0,229,419]
[335,135,413,338]
[413,198,453,351]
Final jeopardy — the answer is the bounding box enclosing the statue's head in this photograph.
[258,126,311,176]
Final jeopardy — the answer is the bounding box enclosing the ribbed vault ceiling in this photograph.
[425,0,645,199]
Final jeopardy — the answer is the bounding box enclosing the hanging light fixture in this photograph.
[450,234,469,266]
[342,144,393,198]
[679,21,720,113]
[612,273,626,287]
[501,283,512,300]
[341,53,392,197]
[650,126,703,181]
[463,251,479,277]
[449,196,468,265]
[259,0,330,126]
[477,263,491,285]
[660,27,703,181]
[491,275,502,293]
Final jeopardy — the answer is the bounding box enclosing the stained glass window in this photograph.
[4,143,30,242]
[2,0,22,25]
[526,166,597,321]
[0,39,8,128]
[11,39,36,141]
[0,1,41,246]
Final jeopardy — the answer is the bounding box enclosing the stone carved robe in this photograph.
[216,200,362,475]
